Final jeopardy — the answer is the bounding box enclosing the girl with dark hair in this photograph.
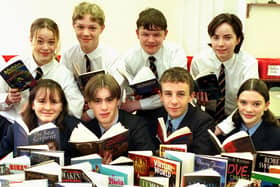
[0,79,80,165]
[228,78,280,150]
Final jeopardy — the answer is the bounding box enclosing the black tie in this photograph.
[85,55,91,72]
[148,56,158,79]
[35,67,43,80]
[215,64,225,123]
[167,120,173,136]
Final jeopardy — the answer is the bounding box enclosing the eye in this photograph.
[106,97,114,102]
[93,98,101,103]
[48,40,55,45]
[88,26,96,31]
[37,39,44,44]
[253,102,261,107]
[77,25,84,30]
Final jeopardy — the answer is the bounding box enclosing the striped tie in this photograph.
[35,67,43,80]
[148,56,158,79]
[167,120,173,136]
[84,54,91,72]
[215,64,225,123]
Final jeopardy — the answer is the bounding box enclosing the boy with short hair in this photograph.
[153,67,217,155]
[84,73,156,163]
[119,8,187,120]
[61,2,120,121]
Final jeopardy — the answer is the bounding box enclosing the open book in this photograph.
[118,66,160,98]
[208,129,256,153]
[73,63,105,91]
[69,122,129,159]
[194,70,221,100]
[14,119,60,156]
[0,58,36,91]
[156,117,193,144]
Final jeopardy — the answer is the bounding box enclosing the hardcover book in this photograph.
[118,66,160,98]
[70,153,102,172]
[254,151,280,172]
[30,150,64,166]
[69,122,129,160]
[0,154,30,174]
[156,117,192,145]
[208,129,256,153]
[0,58,36,91]
[61,162,92,183]
[159,144,187,157]
[251,171,280,187]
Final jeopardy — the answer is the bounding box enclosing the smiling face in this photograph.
[210,22,240,62]
[88,87,119,130]
[73,14,104,53]
[160,81,193,119]
[136,26,167,55]
[237,90,270,128]
[32,88,63,124]
[31,28,58,66]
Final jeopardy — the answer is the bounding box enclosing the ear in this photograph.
[264,101,270,111]
[188,92,195,103]
[136,29,140,39]
[101,25,105,32]
[164,29,168,38]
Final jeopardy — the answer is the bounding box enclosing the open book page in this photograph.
[157,117,192,144]
[207,129,223,153]
[100,122,128,140]
[69,123,99,143]
[131,66,156,85]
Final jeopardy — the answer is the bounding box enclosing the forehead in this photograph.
[94,87,112,98]
[138,26,164,33]
[74,14,99,25]
[34,28,55,39]
[239,90,265,101]
[35,88,59,98]
[161,81,190,91]
[214,22,235,35]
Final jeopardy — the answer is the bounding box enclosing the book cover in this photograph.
[182,168,221,187]
[164,151,195,186]
[194,72,222,100]
[149,156,181,187]
[221,152,254,187]
[0,155,30,174]
[157,117,192,145]
[269,165,280,174]
[194,154,228,187]
[73,63,105,92]
[208,129,256,153]
[61,162,92,183]
[99,164,134,185]
[16,144,50,157]
[14,120,60,156]
[159,144,187,157]
[0,59,37,91]
[255,151,280,172]
[109,156,133,165]
[69,122,128,160]
[139,176,169,187]
[71,153,102,172]
[118,66,160,98]
[128,150,153,185]
[251,171,280,187]
[0,173,25,186]
[30,150,64,166]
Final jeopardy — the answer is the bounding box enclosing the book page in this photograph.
[69,123,98,143]
[222,131,248,147]
[131,66,156,85]
[167,126,192,142]
[100,122,128,140]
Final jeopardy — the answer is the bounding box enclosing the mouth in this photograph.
[99,112,110,118]
[243,114,255,119]
[40,52,50,56]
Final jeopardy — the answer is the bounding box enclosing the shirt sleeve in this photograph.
[139,94,162,110]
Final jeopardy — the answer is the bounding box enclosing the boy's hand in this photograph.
[120,99,141,113]
[102,151,112,164]
[195,91,208,106]
[6,88,21,105]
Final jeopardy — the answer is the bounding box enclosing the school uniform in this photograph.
[0,55,84,121]
[0,115,80,165]
[225,121,280,151]
[60,44,122,83]
[118,41,187,121]
[151,104,218,155]
[84,109,156,153]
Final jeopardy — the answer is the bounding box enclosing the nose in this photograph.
[147,35,155,42]
[82,28,90,36]
[170,95,178,104]
[217,38,224,46]
[44,102,51,110]
[101,101,108,110]
[245,104,253,112]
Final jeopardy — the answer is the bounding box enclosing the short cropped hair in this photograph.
[84,74,121,101]
[160,67,194,94]
[208,13,244,53]
[72,2,105,26]
[136,8,167,31]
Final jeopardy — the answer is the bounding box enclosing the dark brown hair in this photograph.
[208,13,244,53]
[22,79,68,131]
[136,8,167,31]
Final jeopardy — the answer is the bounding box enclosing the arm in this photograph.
[215,108,237,135]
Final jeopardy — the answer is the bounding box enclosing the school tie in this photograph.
[148,56,158,79]
[84,54,91,72]
[215,64,226,123]
[35,67,43,80]
[167,120,173,136]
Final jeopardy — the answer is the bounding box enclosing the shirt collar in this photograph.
[240,119,263,136]
[141,47,162,65]
[167,110,188,131]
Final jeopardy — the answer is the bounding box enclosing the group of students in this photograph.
[0,1,279,165]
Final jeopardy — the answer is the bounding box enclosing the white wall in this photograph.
[0,0,279,58]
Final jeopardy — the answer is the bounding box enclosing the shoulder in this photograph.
[62,44,81,57]
[118,110,147,127]
[192,47,215,62]
[184,104,214,125]
[236,51,257,65]
[62,115,80,130]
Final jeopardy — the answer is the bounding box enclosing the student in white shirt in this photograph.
[60,2,120,122]
[0,18,84,122]
[119,8,187,120]
[190,13,259,134]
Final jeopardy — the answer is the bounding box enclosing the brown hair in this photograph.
[84,73,121,102]
[208,13,244,53]
[22,79,68,131]
[160,67,194,95]
[136,8,167,31]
